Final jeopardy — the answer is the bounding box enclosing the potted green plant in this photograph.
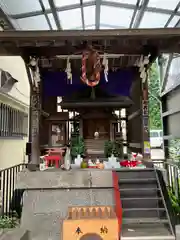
[104,140,113,158]
[70,136,85,160]
[112,139,124,159]
[104,139,123,159]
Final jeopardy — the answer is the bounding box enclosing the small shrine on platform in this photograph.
[37,45,152,166]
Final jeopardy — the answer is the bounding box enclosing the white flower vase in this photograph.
[75,154,82,166]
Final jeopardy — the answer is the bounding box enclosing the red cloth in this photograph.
[120,160,142,168]
[112,171,122,238]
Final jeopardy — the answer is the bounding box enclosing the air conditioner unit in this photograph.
[0,69,18,93]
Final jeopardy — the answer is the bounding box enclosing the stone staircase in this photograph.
[84,139,106,158]
[117,168,175,240]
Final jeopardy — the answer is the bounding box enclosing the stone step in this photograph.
[85,142,104,146]
[86,151,104,155]
[122,217,169,224]
[84,139,106,142]
[119,178,157,190]
[119,178,157,184]
[121,222,174,239]
[86,147,104,151]
[119,182,158,190]
[85,143,105,146]
[122,208,166,218]
[85,143,104,147]
[85,139,105,144]
[121,197,162,209]
[120,187,160,199]
[116,169,156,179]
[118,168,174,239]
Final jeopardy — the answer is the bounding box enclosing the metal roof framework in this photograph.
[0,0,180,31]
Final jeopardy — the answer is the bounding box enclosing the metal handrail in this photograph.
[154,168,175,235]
[0,163,27,218]
[152,159,180,199]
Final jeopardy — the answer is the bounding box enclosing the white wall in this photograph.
[0,56,30,170]
[0,56,30,106]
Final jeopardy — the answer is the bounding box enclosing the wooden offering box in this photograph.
[63,206,119,240]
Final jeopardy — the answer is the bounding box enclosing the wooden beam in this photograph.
[16,45,146,56]
[0,28,180,41]
[0,29,179,56]
[0,44,177,57]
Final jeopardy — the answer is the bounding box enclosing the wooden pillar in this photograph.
[30,88,40,165]
[110,120,113,141]
[23,56,41,168]
[79,119,83,137]
[127,75,142,154]
[25,65,33,163]
[142,75,151,160]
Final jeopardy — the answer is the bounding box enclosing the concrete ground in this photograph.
[151,148,164,160]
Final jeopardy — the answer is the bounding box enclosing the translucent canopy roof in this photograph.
[0,0,180,31]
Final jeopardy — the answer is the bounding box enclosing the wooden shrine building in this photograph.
[0,29,179,163]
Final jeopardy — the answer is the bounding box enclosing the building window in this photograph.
[0,103,28,138]
[57,96,68,112]
[50,123,65,146]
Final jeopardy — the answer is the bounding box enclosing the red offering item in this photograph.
[132,153,138,159]
[120,160,142,168]
[88,166,98,168]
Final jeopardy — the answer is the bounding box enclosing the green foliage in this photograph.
[148,62,162,130]
[0,216,18,229]
[70,136,85,158]
[104,140,113,158]
[169,139,180,161]
[104,140,123,158]
[168,188,180,217]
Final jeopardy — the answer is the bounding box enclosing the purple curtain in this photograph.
[42,68,135,97]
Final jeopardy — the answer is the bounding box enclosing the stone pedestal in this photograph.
[16,170,115,240]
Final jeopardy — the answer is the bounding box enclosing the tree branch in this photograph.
[148,92,161,103]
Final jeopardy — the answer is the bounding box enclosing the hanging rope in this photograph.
[102,53,108,82]
[65,57,72,84]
